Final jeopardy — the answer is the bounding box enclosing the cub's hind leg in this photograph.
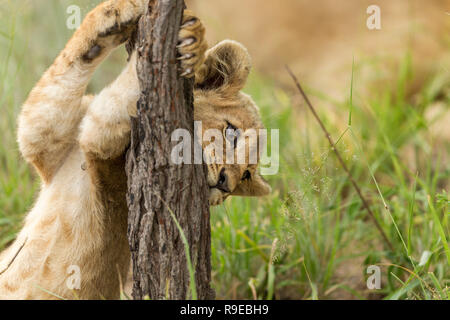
[18,0,147,183]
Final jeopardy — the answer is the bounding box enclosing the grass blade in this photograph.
[427,196,450,265]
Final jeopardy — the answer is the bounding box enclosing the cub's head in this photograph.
[194,40,271,206]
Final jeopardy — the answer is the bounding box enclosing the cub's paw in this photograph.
[84,0,147,44]
[177,10,208,78]
[77,0,148,63]
[96,0,148,40]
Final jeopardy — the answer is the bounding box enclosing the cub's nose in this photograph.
[216,168,230,193]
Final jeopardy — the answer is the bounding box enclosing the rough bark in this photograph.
[126,0,214,300]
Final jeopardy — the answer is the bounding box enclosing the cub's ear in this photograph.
[231,172,271,197]
[195,40,251,96]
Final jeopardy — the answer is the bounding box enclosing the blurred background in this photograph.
[189,0,448,95]
[0,0,449,300]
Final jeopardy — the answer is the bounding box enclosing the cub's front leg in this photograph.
[79,9,208,161]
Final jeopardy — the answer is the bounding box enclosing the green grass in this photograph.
[209,62,449,299]
[1,0,449,300]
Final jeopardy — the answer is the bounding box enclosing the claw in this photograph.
[177,37,196,48]
[180,68,193,77]
[177,53,195,61]
[181,17,198,28]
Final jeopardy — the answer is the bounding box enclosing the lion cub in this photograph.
[0,0,270,299]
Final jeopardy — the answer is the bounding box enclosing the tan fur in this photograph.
[195,41,271,205]
[0,1,269,300]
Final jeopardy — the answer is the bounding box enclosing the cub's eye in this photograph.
[241,170,251,181]
[224,121,239,148]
